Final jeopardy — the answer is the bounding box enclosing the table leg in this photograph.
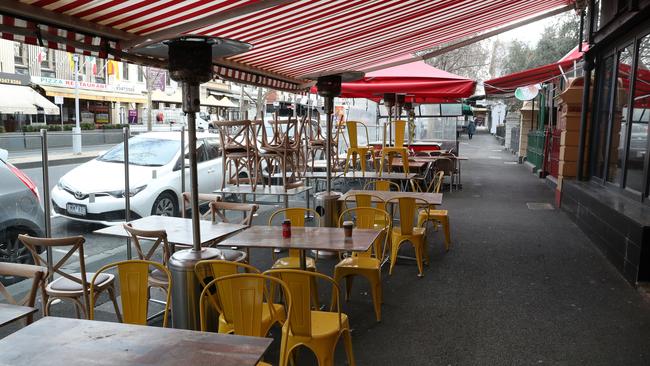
[299,249,307,270]
[284,194,289,208]
[458,160,462,189]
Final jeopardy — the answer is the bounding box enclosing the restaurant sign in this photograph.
[31,76,146,95]
[0,72,30,86]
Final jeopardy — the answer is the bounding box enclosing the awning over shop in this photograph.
[332,60,475,103]
[484,43,588,95]
[0,84,59,114]
[42,85,147,104]
[0,0,576,91]
[205,95,237,108]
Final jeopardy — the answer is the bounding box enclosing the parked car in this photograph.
[51,132,223,226]
[0,149,45,285]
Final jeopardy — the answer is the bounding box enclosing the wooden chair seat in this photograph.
[48,273,112,292]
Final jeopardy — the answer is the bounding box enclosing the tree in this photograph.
[422,40,492,80]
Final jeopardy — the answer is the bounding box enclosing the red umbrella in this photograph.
[312,60,476,102]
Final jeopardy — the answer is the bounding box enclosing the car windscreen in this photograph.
[98,137,180,166]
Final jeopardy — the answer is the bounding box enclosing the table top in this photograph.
[340,190,443,205]
[337,171,417,180]
[0,317,272,366]
[368,140,442,147]
[94,216,247,247]
[219,226,381,252]
[0,303,37,327]
[411,155,469,161]
[214,184,312,196]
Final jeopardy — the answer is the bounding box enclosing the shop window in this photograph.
[122,63,129,80]
[592,55,615,179]
[607,44,634,184]
[137,66,144,82]
[13,43,25,66]
[626,34,650,193]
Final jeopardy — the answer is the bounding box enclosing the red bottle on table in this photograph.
[282,219,291,238]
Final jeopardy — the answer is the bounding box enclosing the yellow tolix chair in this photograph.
[199,273,291,366]
[334,207,390,322]
[418,170,451,251]
[89,260,171,327]
[385,196,429,277]
[265,269,355,366]
[379,120,410,175]
[363,179,400,192]
[343,121,375,175]
[194,260,286,335]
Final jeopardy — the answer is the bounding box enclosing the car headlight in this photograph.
[105,185,147,198]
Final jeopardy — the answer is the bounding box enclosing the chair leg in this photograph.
[344,276,354,302]
[414,243,424,277]
[342,328,356,366]
[370,278,382,322]
[389,239,399,275]
[442,216,451,251]
[107,285,122,323]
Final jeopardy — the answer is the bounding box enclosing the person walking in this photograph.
[467,119,476,140]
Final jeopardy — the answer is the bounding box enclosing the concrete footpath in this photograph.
[7,144,111,169]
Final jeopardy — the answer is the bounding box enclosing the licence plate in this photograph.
[66,203,87,216]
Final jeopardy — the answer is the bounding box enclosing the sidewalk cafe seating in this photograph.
[379,120,410,175]
[0,262,46,324]
[308,117,340,173]
[18,234,120,319]
[181,192,223,220]
[385,197,428,277]
[434,157,458,192]
[89,259,171,327]
[418,171,451,251]
[259,116,306,190]
[334,207,391,321]
[363,180,400,192]
[409,160,434,192]
[343,121,375,175]
[265,269,355,366]
[199,272,291,366]
[122,224,172,307]
[210,200,258,261]
[215,120,260,191]
[195,260,285,336]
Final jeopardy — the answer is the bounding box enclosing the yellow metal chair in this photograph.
[344,121,375,175]
[363,179,400,191]
[89,260,171,327]
[334,207,390,322]
[417,171,451,251]
[199,273,291,366]
[379,120,409,175]
[270,207,321,269]
[194,260,286,335]
[385,197,429,277]
[265,269,355,366]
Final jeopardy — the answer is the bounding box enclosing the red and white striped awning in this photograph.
[0,0,576,91]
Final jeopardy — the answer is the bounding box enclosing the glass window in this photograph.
[98,137,181,167]
[593,55,615,179]
[13,43,24,65]
[205,138,221,160]
[440,103,462,116]
[607,44,634,184]
[137,66,144,82]
[626,35,650,192]
[122,63,129,80]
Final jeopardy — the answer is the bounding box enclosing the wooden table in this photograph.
[0,303,37,327]
[94,215,247,249]
[0,317,272,366]
[340,190,443,205]
[219,226,381,269]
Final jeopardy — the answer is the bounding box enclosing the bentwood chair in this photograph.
[194,260,285,336]
[181,192,223,220]
[199,273,291,366]
[259,116,306,190]
[122,224,171,305]
[308,117,340,173]
[89,260,171,327]
[334,207,391,322]
[265,269,355,366]
[434,157,457,192]
[379,120,410,175]
[209,200,258,261]
[344,121,375,175]
[18,234,120,319]
[215,120,260,190]
[0,262,46,324]
[385,197,429,277]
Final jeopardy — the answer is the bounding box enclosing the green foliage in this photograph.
[80,122,96,130]
[101,123,128,130]
[0,126,5,133]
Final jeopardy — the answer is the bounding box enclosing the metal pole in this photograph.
[181,126,186,194]
[183,82,202,251]
[73,54,82,154]
[576,58,593,180]
[123,125,132,259]
[325,96,333,194]
[40,129,53,279]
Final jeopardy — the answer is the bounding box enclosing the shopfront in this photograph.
[0,72,59,131]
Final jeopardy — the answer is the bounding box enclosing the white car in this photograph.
[51,132,223,225]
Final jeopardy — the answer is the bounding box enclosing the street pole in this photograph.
[147,67,153,132]
[72,54,82,154]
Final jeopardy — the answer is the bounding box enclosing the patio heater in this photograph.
[311,71,363,227]
[134,36,251,330]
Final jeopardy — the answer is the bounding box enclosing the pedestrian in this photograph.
[467,119,476,140]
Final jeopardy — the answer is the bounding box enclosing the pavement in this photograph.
[8,144,112,169]
[3,131,650,365]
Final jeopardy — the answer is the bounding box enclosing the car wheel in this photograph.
[0,228,35,285]
[151,192,178,217]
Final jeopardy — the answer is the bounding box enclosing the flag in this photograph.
[68,53,75,70]
[37,48,47,64]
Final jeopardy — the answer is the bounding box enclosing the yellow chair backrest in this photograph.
[90,260,171,327]
[345,121,370,149]
[385,197,427,235]
[343,193,384,210]
[265,269,342,338]
[364,180,400,191]
[338,207,391,258]
[200,273,290,337]
[383,120,407,148]
[269,208,321,257]
[194,260,261,327]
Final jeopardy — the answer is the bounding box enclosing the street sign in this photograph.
[515,84,540,101]
[54,96,64,104]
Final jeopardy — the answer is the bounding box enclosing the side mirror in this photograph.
[0,148,8,162]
